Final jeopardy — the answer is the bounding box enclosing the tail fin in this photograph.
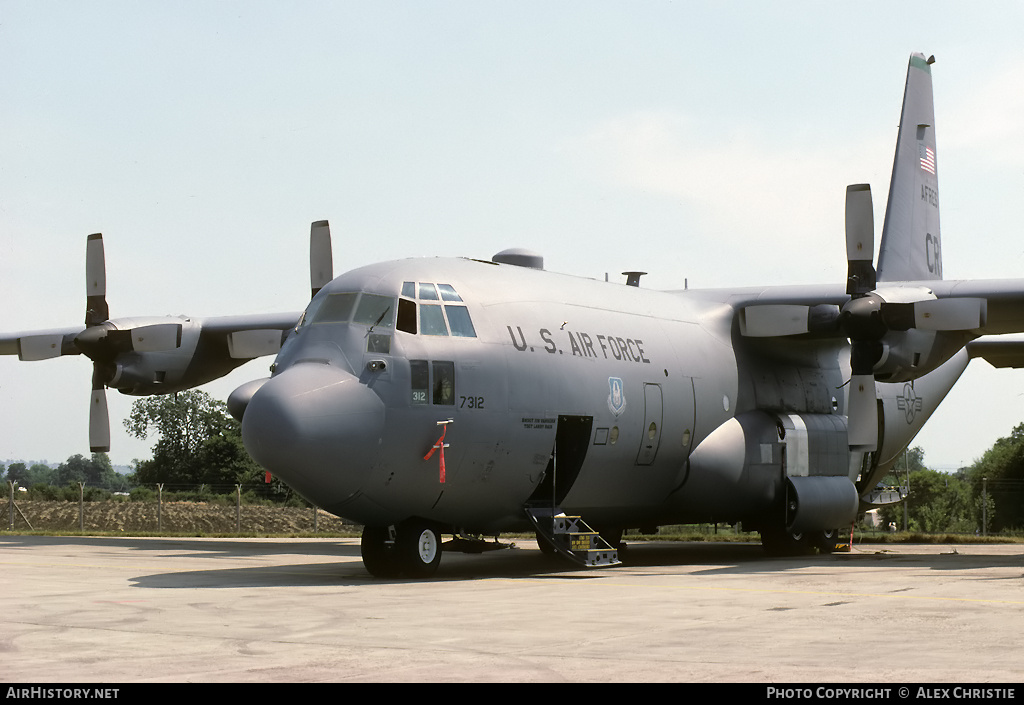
[877,53,942,283]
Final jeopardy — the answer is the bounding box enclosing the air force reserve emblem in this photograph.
[608,377,626,416]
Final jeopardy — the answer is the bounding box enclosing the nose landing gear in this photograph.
[360,519,443,579]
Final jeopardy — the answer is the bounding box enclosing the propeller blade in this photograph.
[85,233,109,326]
[740,305,812,337]
[227,329,284,359]
[740,304,841,337]
[847,374,879,451]
[912,297,987,331]
[89,368,111,453]
[16,334,66,361]
[845,184,876,296]
[310,220,333,299]
[107,323,183,352]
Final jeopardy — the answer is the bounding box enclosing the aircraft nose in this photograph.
[241,362,385,500]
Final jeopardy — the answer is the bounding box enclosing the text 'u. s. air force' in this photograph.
[506,326,650,364]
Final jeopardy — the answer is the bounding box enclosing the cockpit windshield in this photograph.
[296,284,475,341]
[352,294,395,329]
[301,292,396,328]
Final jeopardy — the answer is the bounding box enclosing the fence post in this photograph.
[157,483,163,532]
[982,477,988,537]
[8,481,14,529]
[236,484,242,533]
[78,483,85,531]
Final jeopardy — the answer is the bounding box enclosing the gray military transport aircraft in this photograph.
[4,53,1024,578]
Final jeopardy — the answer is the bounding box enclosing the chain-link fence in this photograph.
[4,482,359,534]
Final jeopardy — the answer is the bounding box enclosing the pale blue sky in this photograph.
[2,1,1024,469]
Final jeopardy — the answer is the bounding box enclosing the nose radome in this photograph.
[241,362,385,500]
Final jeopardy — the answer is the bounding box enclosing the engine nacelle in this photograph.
[784,475,859,534]
[869,287,978,383]
[100,316,249,395]
[873,328,972,383]
[683,410,860,531]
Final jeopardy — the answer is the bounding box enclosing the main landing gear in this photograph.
[360,519,443,579]
[760,526,845,557]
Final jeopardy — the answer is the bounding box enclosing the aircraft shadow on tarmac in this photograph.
[3,535,1018,588]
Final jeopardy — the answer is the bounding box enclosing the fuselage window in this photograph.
[312,292,358,324]
[444,305,477,337]
[418,283,440,301]
[438,284,463,302]
[353,294,396,329]
[397,298,417,334]
[367,333,391,354]
[410,359,429,405]
[433,361,455,405]
[420,304,449,336]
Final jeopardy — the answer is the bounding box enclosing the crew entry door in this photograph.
[637,383,663,465]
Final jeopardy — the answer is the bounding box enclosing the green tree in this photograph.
[5,462,28,486]
[905,468,975,533]
[878,448,976,533]
[125,390,271,492]
[54,453,124,490]
[29,463,56,485]
[967,423,1024,532]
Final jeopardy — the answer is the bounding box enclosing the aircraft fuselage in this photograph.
[242,256,747,534]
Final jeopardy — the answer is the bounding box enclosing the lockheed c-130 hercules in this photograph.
[4,53,1024,578]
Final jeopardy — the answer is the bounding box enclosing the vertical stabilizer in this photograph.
[877,53,942,283]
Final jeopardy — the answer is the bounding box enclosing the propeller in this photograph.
[10,221,334,452]
[83,233,113,452]
[843,185,883,451]
[310,220,333,299]
[741,184,986,452]
[75,234,182,452]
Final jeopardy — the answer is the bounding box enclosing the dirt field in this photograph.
[2,499,360,535]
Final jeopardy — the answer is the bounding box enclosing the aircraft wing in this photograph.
[0,220,333,451]
[198,312,302,359]
[967,336,1024,369]
[0,326,86,359]
[701,279,1024,338]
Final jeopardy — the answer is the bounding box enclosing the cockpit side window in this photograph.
[397,298,417,334]
[353,294,395,329]
[433,361,455,405]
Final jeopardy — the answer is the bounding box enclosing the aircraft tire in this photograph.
[396,520,442,579]
[813,528,840,554]
[760,527,811,557]
[361,526,402,579]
